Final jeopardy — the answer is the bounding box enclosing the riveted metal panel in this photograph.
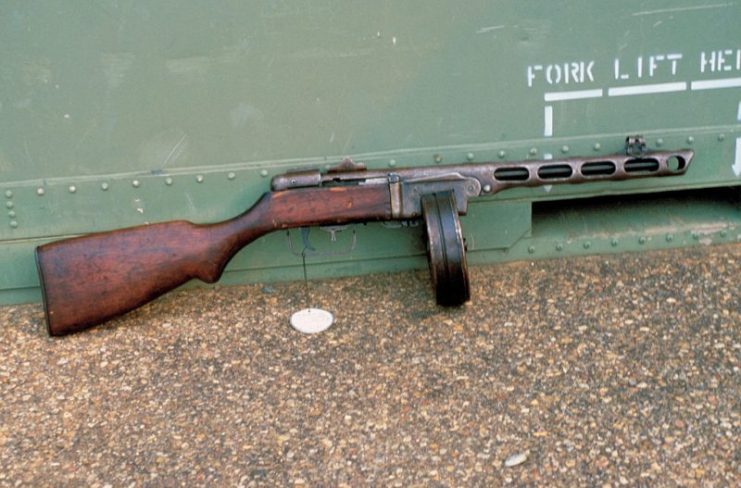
[1,1,740,305]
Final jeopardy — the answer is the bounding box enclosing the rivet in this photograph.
[686,136,694,144]
[5,201,13,209]
[9,220,18,228]
[498,150,507,159]
[260,170,269,177]
[561,145,570,154]
[666,233,674,242]
[527,246,535,254]
[165,177,173,186]
[611,238,619,247]
[388,159,397,167]
[132,180,140,188]
[68,185,76,194]
[482,184,492,193]
[4,190,12,199]
[529,148,538,156]
[719,229,728,238]
[196,175,204,183]
[555,243,563,251]
[227,172,236,180]
[718,134,726,142]
[36,188,45,196]
[593,143,601,151]
[8,210,16,218]
[583,241,591,249]
[638,236,647,245]
[433,154,443,164]
[100,182,109,191]
[466,152,475,161]
[656,138,664,147]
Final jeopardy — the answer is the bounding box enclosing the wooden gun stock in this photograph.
[36,186,391,336]
[36,144,692,336]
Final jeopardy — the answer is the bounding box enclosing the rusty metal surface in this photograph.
[271,148,694,219]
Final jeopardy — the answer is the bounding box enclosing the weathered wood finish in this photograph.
[36,185,392,336]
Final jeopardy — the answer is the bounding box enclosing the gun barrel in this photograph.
[272,149,693,196]
[470,149,694,193]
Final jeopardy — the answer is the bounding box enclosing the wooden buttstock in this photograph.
[36,185,392,336]
[36,220,242,336]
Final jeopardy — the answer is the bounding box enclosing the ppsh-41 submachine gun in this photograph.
[36,137,693,335]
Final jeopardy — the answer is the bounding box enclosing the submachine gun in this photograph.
[36,137,693,335]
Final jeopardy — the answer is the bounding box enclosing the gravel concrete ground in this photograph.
[1,243,739,487]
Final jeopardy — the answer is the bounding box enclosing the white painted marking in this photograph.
[476,25,506,34]
[733,137,741,177]
[544,89,603,102]
[631,3,733,16]
[544,106,553,137]
[737,101,741,121]
[608,82,687,97]
[690,77,741,91]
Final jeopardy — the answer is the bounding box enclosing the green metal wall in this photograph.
[1,1,740,304]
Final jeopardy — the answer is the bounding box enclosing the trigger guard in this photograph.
[421,191,470,306]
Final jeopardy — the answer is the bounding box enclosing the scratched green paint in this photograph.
[0,1,739,304]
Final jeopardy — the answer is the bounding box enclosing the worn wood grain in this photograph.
[36,185,392,336]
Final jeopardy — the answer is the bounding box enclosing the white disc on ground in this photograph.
[290,308,334,334]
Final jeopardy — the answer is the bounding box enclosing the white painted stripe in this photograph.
[738,101,741,121]
[608,82,687,97]
[734,137,741,177]
[631,3,733,17]
[544,105,553,137]
[544,89,603,102]
[690,77,741,91]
